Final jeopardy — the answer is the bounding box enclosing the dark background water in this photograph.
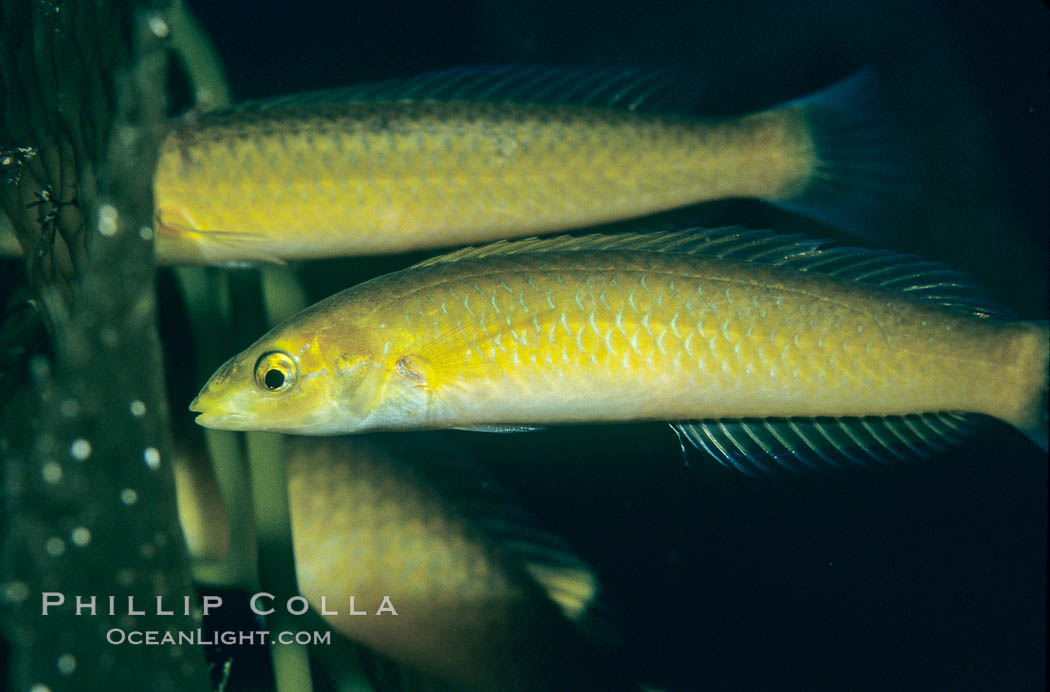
[174,1,1047,690]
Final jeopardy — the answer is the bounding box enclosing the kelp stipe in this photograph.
[0,1,210,689]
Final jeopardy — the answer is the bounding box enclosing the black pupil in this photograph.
[264,368,285,390]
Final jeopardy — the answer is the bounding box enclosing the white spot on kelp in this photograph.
[71,527,91,547]
[29,684,51,692]
[143,447,160,470]
[148,15,170,38]
[121,488,138,505]
[98,204,119,236]
[57,653,76,675]
[2,580,29,603]
[45,537,65,557]
[70,439,91,461]
[130,400,147,417]
[41,461,62,484]
[139,226,154,241]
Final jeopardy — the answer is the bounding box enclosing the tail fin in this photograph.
[1025,385,1049,452]
[1012,321,1049,451]
[769,69,918,239]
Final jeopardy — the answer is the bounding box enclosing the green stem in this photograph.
[168,0,232,110]
[174,266,259,589]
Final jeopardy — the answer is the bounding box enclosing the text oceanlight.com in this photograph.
[105,629,332,646]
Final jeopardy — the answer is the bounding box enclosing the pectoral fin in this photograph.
[453,424,546,433]
[155,205,285,265]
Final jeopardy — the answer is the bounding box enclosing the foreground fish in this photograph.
[173,435,628,691]
[152,65,907,264]
[190,227,1048,472]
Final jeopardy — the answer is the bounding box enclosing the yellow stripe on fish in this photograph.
[190,228,1048,473]
[153,66,910,264]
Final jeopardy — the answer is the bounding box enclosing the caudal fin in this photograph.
[770,69,918,239]
[1012,321,1049,451]
[1024,385,1049,452]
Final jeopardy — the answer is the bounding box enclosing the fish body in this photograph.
[190,229,1048,464]
[281,436,623,691]
[153,66,904,264]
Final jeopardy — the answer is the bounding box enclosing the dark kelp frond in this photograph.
[0,1,210,689]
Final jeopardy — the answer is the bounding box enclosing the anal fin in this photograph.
[672,413,975,477]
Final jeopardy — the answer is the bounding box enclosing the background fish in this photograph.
[174,434,632,691]
[190,227,1048,470]
[152,65,909,263]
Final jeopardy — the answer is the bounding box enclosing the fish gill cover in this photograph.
[0,1,210,690]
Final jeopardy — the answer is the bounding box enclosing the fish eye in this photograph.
[254,351,297,394]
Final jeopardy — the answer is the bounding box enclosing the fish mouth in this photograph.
[190,394,254,430]
[193,408,254,430]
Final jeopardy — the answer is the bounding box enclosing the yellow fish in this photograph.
[175,435,627,691]
[289,436,636,691]
[190,228,1048,473]
[153,65,908,264]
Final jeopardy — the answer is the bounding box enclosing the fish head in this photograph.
[189,324,375,434]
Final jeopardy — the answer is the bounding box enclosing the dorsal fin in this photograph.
[217,65,701,115]
[412,227,1012,319]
